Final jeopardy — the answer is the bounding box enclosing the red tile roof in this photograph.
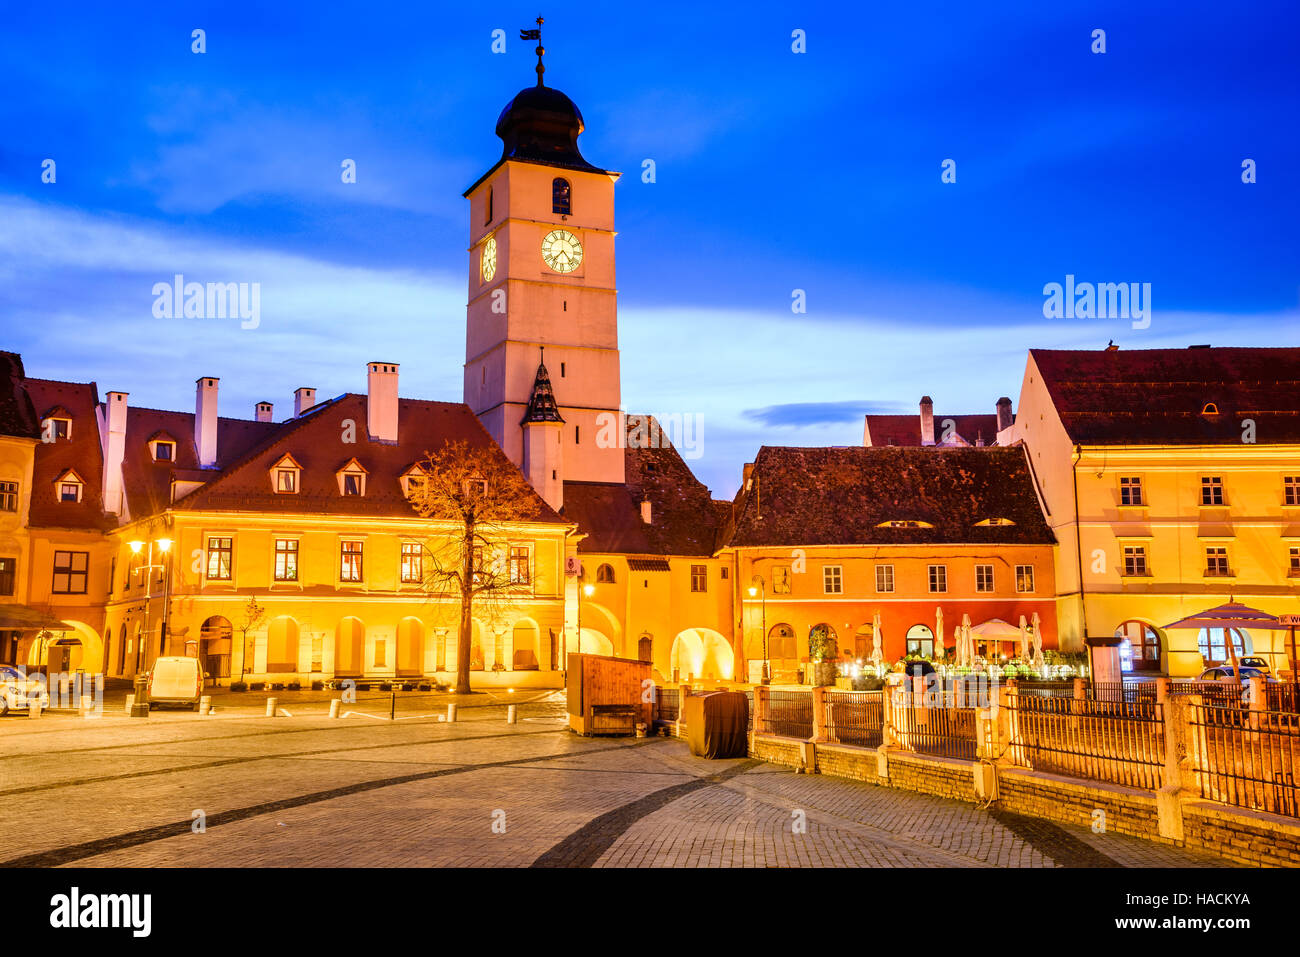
[864,413,1002,447]
[23,378,113,530]
[0,352,40,441]
[1032,347,1300,445]
[727,445,1054,548]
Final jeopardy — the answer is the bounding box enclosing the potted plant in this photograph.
[808,625,839,687]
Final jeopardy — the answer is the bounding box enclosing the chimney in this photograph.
[102,391,128,515]
[293,387,316,417]
[195,376,219,468]
[919,396,935,446]
[640,499,652,524]
[742,462,755,491]
[255,401,273,423]
[366,362,399,443]
[996,397,1013,433]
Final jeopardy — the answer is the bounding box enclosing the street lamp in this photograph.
[127,536,172,718]
[748,575,769,686]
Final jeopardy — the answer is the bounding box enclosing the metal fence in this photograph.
[1168,680,1244,709]
[1265,681,1300,714]
[1015,680,1077,699]
[1189,703,1300,818]
[1007,693,1165,790]
[823,690,883,748]
[759,689,814,739]
[889,690,978,760]
[655,686,680,723]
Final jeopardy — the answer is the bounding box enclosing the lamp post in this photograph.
[576,574,594,656]
[748,575,769,686]
[128,537,172,718]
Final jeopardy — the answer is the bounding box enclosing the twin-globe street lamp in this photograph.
[748,575,770,686]
[127,537,171,718]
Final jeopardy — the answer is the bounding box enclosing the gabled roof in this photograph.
[864,413,1002,447]
[0,352,40,440]
[23,378,111,530]
[562,415,723,556]
[726,445,1054,548]
[171,394,564,523]
[1031,346,1300,445]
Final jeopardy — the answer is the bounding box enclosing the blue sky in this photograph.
[2,1,1298,495]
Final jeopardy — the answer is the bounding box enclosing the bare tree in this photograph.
[407,441,540,694]
[236,597,268,683]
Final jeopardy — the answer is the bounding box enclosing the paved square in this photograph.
[0,693,1227,868]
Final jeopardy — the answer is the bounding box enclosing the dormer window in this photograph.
[1201,402,1219,416]
[401,465,427,499]
[461,477,488,499]
[876,519,934,529]
[269,453,302,495]
[42,407,72,442]
[974,517,1016,527]
[55,469,84,503]
[148,432,177,463]
[337,458,368,497]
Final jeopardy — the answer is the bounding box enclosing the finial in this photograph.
[539,345,545,365]
[521,17,545,87]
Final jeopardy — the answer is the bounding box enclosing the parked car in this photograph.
[1196,666,1276,684]
[0,665,50,716]
[1238,656,1272,675]
[146,656,205,710]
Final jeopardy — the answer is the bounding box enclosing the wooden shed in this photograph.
[567,653,653,736]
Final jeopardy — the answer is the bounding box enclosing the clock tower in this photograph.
[463,42,624,500]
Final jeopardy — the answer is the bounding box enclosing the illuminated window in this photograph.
[45,417,71,441]
[153,441,174,462]
[336,458,367,497]
[1123,545,1148,577]
[274,539,298,582]
[401,543,423,584]
[276,470,297,493]
[875,564,894,593]
[1200,476,1225,506]
[509,546,531,586]
[823,565,842,595]
[690,564,707,592]
[1015,565,1035,593]
[975,564,994,593]
[1285,476,1300,506]
[1290,547,1300,577]
[206,538,233,580]
[0,481,16,511]
[1197,628,1246,664]
[52,550,88,594]
[1204,546,1230,577]
[928,565,947,593]
[0,557,15,596]
[1119,476,1144,506]
[552,177,571,215]
[771,565,791,594]
[340,541,364,582]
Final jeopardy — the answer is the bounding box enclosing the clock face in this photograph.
[541,229,583,274]
[481,236,497,283]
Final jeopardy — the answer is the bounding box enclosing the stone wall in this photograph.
[1182,800,1300,868]
[996,767,1162,842]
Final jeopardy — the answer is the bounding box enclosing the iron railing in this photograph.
[1189,703,1300,818]
[889,690,978,760]
[759,689,814,739]
[1007,693,1165,790]
[822,690,883,748]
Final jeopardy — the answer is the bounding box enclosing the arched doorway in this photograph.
[905,624,935,658]
[512,620,539,671]
[201,615,234,679]
[335,617,364,677]
[853,623,874,661]
[808,623,838,661]
[265,617,297,674]
[396,618,425,675]
[672,628,734,681]
[764,623,798,680]
[1116,620,1163,673]
[670,630,704,681]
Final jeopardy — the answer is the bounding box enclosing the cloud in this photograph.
[742,400,909,428]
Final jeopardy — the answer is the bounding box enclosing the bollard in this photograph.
[507,704,517,724]
[446,702,458,723]
[265,697,278,718]
[124,693,135,715]
[390,690,396,721]
[329,699,341,719]
[28,699,42,719]
[199,695,212,716]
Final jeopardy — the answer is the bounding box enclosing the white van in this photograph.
[147,656,205,710]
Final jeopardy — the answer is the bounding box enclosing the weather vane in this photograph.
[520,16,545,86]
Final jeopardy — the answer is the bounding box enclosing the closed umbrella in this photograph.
[960,614,973,667]
[935,607,945,662]
[871,611,883,669]
[1018,615,1029,661]
[1031,612,1044,670]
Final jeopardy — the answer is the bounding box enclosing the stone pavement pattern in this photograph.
[0,698,1227,868]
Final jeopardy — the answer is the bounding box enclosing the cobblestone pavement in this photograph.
[0,700,1228,868]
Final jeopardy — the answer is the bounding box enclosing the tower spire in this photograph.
[520,16,546,87]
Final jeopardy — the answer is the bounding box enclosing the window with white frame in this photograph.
[1204,546,1230,577]
[1123,545,1148,577]
[875,564,894,593]
[1015,564,1035,593]
[0,481,16,512]
[274,539,298,582]
[771,565,791,594]
[823,565,843,595]
[206,537,233,580]
[1119,476,1144,506]
[975,564,994,593]
[401,543,423,584]
[340,540,364,582]
[1200,476,1225,506]
[1285,476,1300,507]
[928,564,947,593]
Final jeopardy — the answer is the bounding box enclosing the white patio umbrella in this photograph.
[960,613,973,667]
[1032,611,1044,670]
[1019,615,1030,661]
[871,611,883,669]
[935,607,945,662]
